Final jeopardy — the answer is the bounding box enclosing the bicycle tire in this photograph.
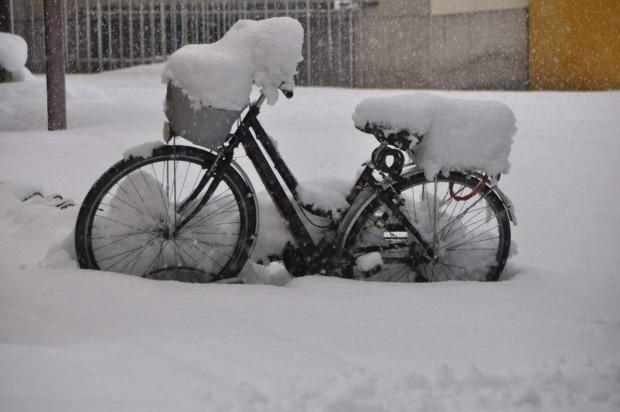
[337,171,511,282]
[75,145,257,282]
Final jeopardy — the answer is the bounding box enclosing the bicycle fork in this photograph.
[172,142,236,235]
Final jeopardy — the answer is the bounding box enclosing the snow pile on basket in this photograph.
[161,17,303,111]
[0,32,34,81]
[353,93,517,180]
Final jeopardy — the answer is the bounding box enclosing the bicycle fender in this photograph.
[400,167,517,225]
[490,185,517,225]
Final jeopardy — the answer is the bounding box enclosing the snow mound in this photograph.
[0,32,34,81]
[162,17,303,111]
[0,32,27,72]
[0,79,111,131]
[353,93,517,180]
[297,178,351,217]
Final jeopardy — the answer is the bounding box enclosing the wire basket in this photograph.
[165,83,241,149]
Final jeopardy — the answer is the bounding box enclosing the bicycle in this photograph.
[74,84,515,283]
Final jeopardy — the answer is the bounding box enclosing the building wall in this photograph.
[8,0,529,90]
[529,0,620,90]
[355,0,528,89]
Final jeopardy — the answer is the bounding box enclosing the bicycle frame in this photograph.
[175,94,438,273]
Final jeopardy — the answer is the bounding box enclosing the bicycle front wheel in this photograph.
[75,145,257,282]
[339,171,511,282]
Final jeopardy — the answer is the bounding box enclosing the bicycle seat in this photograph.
[355,122,423,150]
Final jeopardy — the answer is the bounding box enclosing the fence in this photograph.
[9,0,360,87]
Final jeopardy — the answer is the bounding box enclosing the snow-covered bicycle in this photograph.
[74,17,516,283]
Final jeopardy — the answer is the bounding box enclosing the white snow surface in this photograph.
[353,93,516,180]
[297,178,352,215]
[355,251,383,272]
[1,66,620,411]
[162,17,303,111]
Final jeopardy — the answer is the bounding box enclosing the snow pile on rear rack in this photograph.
[161,17,303,111]
[0,32,34,81]
[353,93,516,180]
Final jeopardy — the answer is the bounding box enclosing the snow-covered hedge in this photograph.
[353,93,517,180]
[162,17,303,111]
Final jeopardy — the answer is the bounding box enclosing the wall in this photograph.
[529,0,620,90]
[8,0,529,90]
[355,0,528,89]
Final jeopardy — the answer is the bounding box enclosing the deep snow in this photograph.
[1,66,619,411]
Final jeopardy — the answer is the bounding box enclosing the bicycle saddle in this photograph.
[355,122,423,150]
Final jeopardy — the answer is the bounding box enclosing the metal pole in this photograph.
[108,0,113,68]
[327,1,333,85]
[160,1,166,56]
[75,0,80,69]
[180,1,186,45]
[305,0,311,85]
[96,0,103,70]
[201,0,206,42]
[44,0,67,130]
[139,0,145,62]
[149,1,155,59]
[128,0,133,63]
[348,8,353,87]
[119,0,124,66]
[85,0,91,69]
[171,0,177,50]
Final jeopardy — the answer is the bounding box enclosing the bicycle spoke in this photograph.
[78,148,255,282]
[344,173,509,282]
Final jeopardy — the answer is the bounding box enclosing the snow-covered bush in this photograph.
[0,32,34,82]
[161,17,304,111]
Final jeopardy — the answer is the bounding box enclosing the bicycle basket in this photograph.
[165,83,241,149]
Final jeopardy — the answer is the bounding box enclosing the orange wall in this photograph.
[529,0,620,90]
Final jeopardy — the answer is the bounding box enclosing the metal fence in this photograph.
[10,0,360,87]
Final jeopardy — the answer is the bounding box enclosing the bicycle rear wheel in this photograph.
[338,171,511,282]
[75,145,257,282]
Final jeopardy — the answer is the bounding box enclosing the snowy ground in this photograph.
[1,66,619,411]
